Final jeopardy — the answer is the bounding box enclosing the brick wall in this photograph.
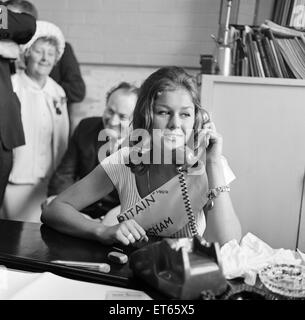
[72,65,198,130]
[237,0,256,25]
[25,1,267,125]
[26,0,220,124]
[32,0,220,68]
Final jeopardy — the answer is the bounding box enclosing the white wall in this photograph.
[201,75,305,249]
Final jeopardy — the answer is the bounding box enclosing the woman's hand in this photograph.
[97,219,148,246]
[201,122,223,163]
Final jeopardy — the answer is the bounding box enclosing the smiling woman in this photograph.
[1,21,69,223]
[25,38,58,85]
[41,66,241,247]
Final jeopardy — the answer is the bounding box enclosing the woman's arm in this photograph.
[205,159,242,246]
[42,164,113,240]
[202,123,242,246]
[41,164,147,245]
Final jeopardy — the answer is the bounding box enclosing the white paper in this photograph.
[0,269,152,300]
[0,268,41,299]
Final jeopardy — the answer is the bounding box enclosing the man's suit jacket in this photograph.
[0,7,36,150]
[50,42,86,105]
[48,117,120,218]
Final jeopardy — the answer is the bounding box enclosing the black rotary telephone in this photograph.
[129,236,228,300]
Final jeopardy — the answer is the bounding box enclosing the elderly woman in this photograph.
[1,21,69,222]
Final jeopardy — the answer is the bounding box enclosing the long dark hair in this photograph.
[128,66,209,174]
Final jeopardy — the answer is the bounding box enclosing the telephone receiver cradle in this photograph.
[129,236,228,300]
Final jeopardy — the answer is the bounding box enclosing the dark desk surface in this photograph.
[0,219,139,289]
[0,219,300,300]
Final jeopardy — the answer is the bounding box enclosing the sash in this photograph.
[117,166,209,237]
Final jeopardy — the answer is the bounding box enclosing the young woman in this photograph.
[2,21,69,222]
[42,67,241,246]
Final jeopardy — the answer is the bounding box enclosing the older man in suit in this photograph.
[0,3,36,206]
[47,82,139,218]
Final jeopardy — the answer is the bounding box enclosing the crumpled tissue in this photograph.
[297,249,305,263]
[220,232,303,286]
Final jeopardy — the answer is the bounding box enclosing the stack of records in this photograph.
[228,20,305,78]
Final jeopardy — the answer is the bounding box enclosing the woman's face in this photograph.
[26,39,57,79]
[152,88,195,150]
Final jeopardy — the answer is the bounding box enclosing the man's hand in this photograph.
[0,40,20,59]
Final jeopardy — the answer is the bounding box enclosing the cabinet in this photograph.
[200,75,305,250]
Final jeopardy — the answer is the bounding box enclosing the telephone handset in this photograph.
[174,108,210,171]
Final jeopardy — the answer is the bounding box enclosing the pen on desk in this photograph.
[51,260,111,273]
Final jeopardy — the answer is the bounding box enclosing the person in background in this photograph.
[47,82,139,219]
[49,41,86,107]
[5,0,38,19]
[1,20,69,222]
[6,0,86,108]
[42,66,241,246]
[0,2,36,208]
